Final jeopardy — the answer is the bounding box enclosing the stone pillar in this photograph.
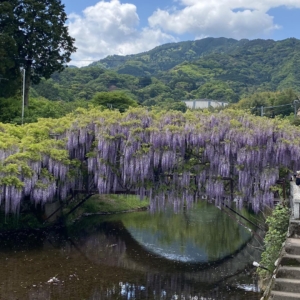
[290,182,300,219]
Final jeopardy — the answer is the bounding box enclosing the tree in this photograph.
[0,1,21,97]
[92,91,139,112]
[0,34,20,97]
[159,100,188,112]
[138,76,152,87]
[192,81,239,103]
[0,0,76,106]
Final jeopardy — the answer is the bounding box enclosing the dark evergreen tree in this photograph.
[0,34,20,98]
[0,1,20,97]
[0,0,76,105]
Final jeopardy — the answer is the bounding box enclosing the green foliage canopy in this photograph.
[92,91,138,112]
[0,96,88,124]
[0,33,20,97]
[0,0,76,105]
[30,38,300,109]
[232,90,298,117]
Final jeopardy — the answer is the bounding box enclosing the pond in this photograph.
[0,201,263,299]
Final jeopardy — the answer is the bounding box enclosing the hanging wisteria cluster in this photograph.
[0,121,73,215]
[1,107,300,215]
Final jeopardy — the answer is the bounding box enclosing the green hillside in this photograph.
[159,38,300,99]
[90,37,245,76]
[31,37,300,106]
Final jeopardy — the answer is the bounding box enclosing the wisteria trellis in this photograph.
[0,107,299,215]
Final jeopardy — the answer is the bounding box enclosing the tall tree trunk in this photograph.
[24,63,31,107]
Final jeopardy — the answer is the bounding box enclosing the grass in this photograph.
[83,194,149,213]
[0,194,149,230]
[64,194,149,220]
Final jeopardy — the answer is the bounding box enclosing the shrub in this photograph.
[258,204,290,278]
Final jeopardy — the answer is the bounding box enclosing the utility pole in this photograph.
[259,103,293,118]
[22,68,25,125]
[260,106,264,117]
[293,99,300,117]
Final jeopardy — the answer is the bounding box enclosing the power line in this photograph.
[264,103,292,109]
[252,103,294,117]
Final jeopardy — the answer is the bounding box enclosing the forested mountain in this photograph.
[32,37,300,105]
[90,37,246,76]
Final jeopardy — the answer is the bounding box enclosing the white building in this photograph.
[183,99,228,109]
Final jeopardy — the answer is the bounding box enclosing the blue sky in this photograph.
[61,0,300,66]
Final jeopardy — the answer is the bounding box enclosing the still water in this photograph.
[0,202,263,300]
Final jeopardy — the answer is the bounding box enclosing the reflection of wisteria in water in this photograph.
[25,273,259,300]
[87,273,259,300]
[0,214,262,300]
[62,232,127,267]
[63,226,261,299]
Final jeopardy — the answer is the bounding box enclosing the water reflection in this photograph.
[119,201,252,263]
[0,202,262,299]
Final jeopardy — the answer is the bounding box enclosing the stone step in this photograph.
[285,238,300,255]
[273,278,300,293]
[280,254,300,267]
[270,290,300,299]
[277,266,300,279]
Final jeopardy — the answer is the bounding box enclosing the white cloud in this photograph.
[148,0,300,39]
[67,0,300,67]
[68,0,176,67]
[178,0,300,11]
